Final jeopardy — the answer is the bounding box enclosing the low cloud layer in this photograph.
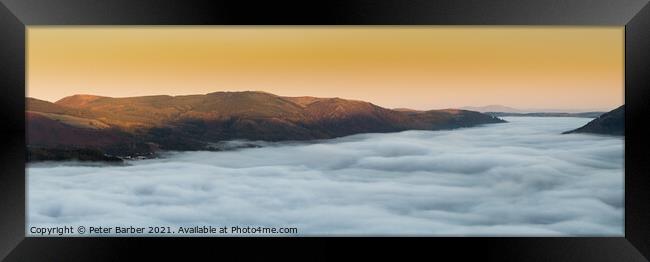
[28,117,623,236]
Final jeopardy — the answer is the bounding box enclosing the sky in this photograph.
[27,26,623,111]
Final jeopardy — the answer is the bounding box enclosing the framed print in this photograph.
[0,0,649,261]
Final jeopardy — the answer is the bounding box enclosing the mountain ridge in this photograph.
[27,91,506,161]
[460,105,523,113]
[563,105,624,136]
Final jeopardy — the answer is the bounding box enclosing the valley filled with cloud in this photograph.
[28,117,623,236]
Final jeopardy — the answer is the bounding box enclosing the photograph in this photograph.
[25,26,624,236]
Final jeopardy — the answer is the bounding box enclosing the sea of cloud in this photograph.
[27,117,624,236]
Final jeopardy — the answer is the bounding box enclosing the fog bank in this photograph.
[28,117,623,236]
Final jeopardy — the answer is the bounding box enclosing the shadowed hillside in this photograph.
[27,91,506,161]
[563,105,624,136]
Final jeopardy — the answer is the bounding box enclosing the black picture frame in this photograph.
[1,0,649,261]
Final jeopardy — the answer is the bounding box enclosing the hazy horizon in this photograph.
[28,27,623,111]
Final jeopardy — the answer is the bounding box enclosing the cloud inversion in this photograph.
[28,117,623,236]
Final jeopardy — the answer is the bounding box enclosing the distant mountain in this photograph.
[486,112,604,118]
[27,91,505,161]
[461,105,607,114]
[460,105,523,113]
[392,108,421,112]
[563,105,624,136]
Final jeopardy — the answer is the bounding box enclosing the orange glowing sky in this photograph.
[27,26,623,111]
